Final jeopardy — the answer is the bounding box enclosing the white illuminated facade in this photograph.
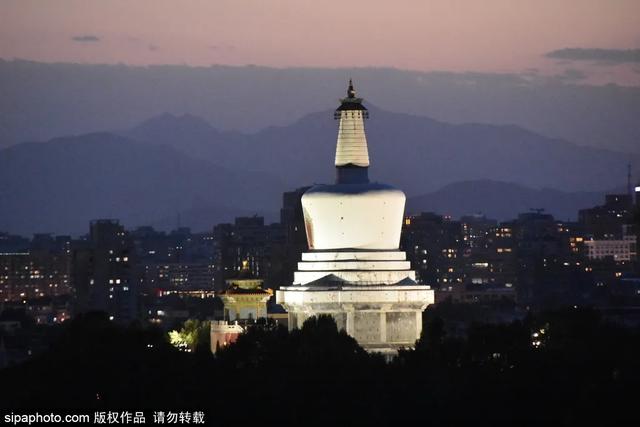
[584,235,637,262]
[277,81,434,354]
[335,109,370,167]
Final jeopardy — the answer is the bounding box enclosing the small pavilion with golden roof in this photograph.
[210,260,273,353]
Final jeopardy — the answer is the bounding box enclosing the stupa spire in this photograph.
[334,79,370,171]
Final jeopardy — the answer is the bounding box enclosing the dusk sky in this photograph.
[1,0,639,85]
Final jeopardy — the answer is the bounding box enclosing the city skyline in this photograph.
[1,4,640,423]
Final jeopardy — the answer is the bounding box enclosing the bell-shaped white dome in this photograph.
[302,182,406,250]
[300,81,407,251]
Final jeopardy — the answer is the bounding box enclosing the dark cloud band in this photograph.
[71,35,100,43]
[545,48,640,64]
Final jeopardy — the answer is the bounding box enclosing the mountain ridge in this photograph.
[406,180,608,222]
[1,109,635,235]
[2,60,639,152]
[0,132,282,236]
[125,108,640,195]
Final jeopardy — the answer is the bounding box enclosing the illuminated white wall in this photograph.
[302,186,405,250]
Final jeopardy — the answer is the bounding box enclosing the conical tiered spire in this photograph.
[334,80,370,169]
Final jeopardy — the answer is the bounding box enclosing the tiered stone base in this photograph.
[294,251,416,285]
[277,250,434,354]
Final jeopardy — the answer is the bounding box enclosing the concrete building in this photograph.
[277,81,434,355]
[401,212,465,288]
[401,212,518,304]
[578,192,637,265]
[0,232,29,254]
[0,252,72,302]
[140,263,215,294]
[72,220,137,323]
[579,194,633,239]
[584,230,637,262]
[212,216,286,290]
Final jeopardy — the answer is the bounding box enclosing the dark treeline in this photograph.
[1,308,639,426]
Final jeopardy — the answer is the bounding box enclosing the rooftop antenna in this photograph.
[627,163,632,198]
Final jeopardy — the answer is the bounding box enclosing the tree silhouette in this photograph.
[1,307,638,425]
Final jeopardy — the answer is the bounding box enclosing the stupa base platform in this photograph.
[293,250,417,285]
[276,280,434,354]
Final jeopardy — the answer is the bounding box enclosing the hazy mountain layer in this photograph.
[126,109,639,195]
[0,133,282,236]
[1,108,634,235]
[1,60,639,153]
[406,180,606,222]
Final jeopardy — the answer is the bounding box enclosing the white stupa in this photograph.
[276,81,434,354]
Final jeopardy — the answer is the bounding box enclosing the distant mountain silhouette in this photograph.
[2,110,635,235]
[406,180,606,221]
[0,133,282,235]
[126,109,639,196]
[127,113,245,160]
[2,60,640,153]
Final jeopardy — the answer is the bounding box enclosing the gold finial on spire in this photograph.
[347,79,356,98]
